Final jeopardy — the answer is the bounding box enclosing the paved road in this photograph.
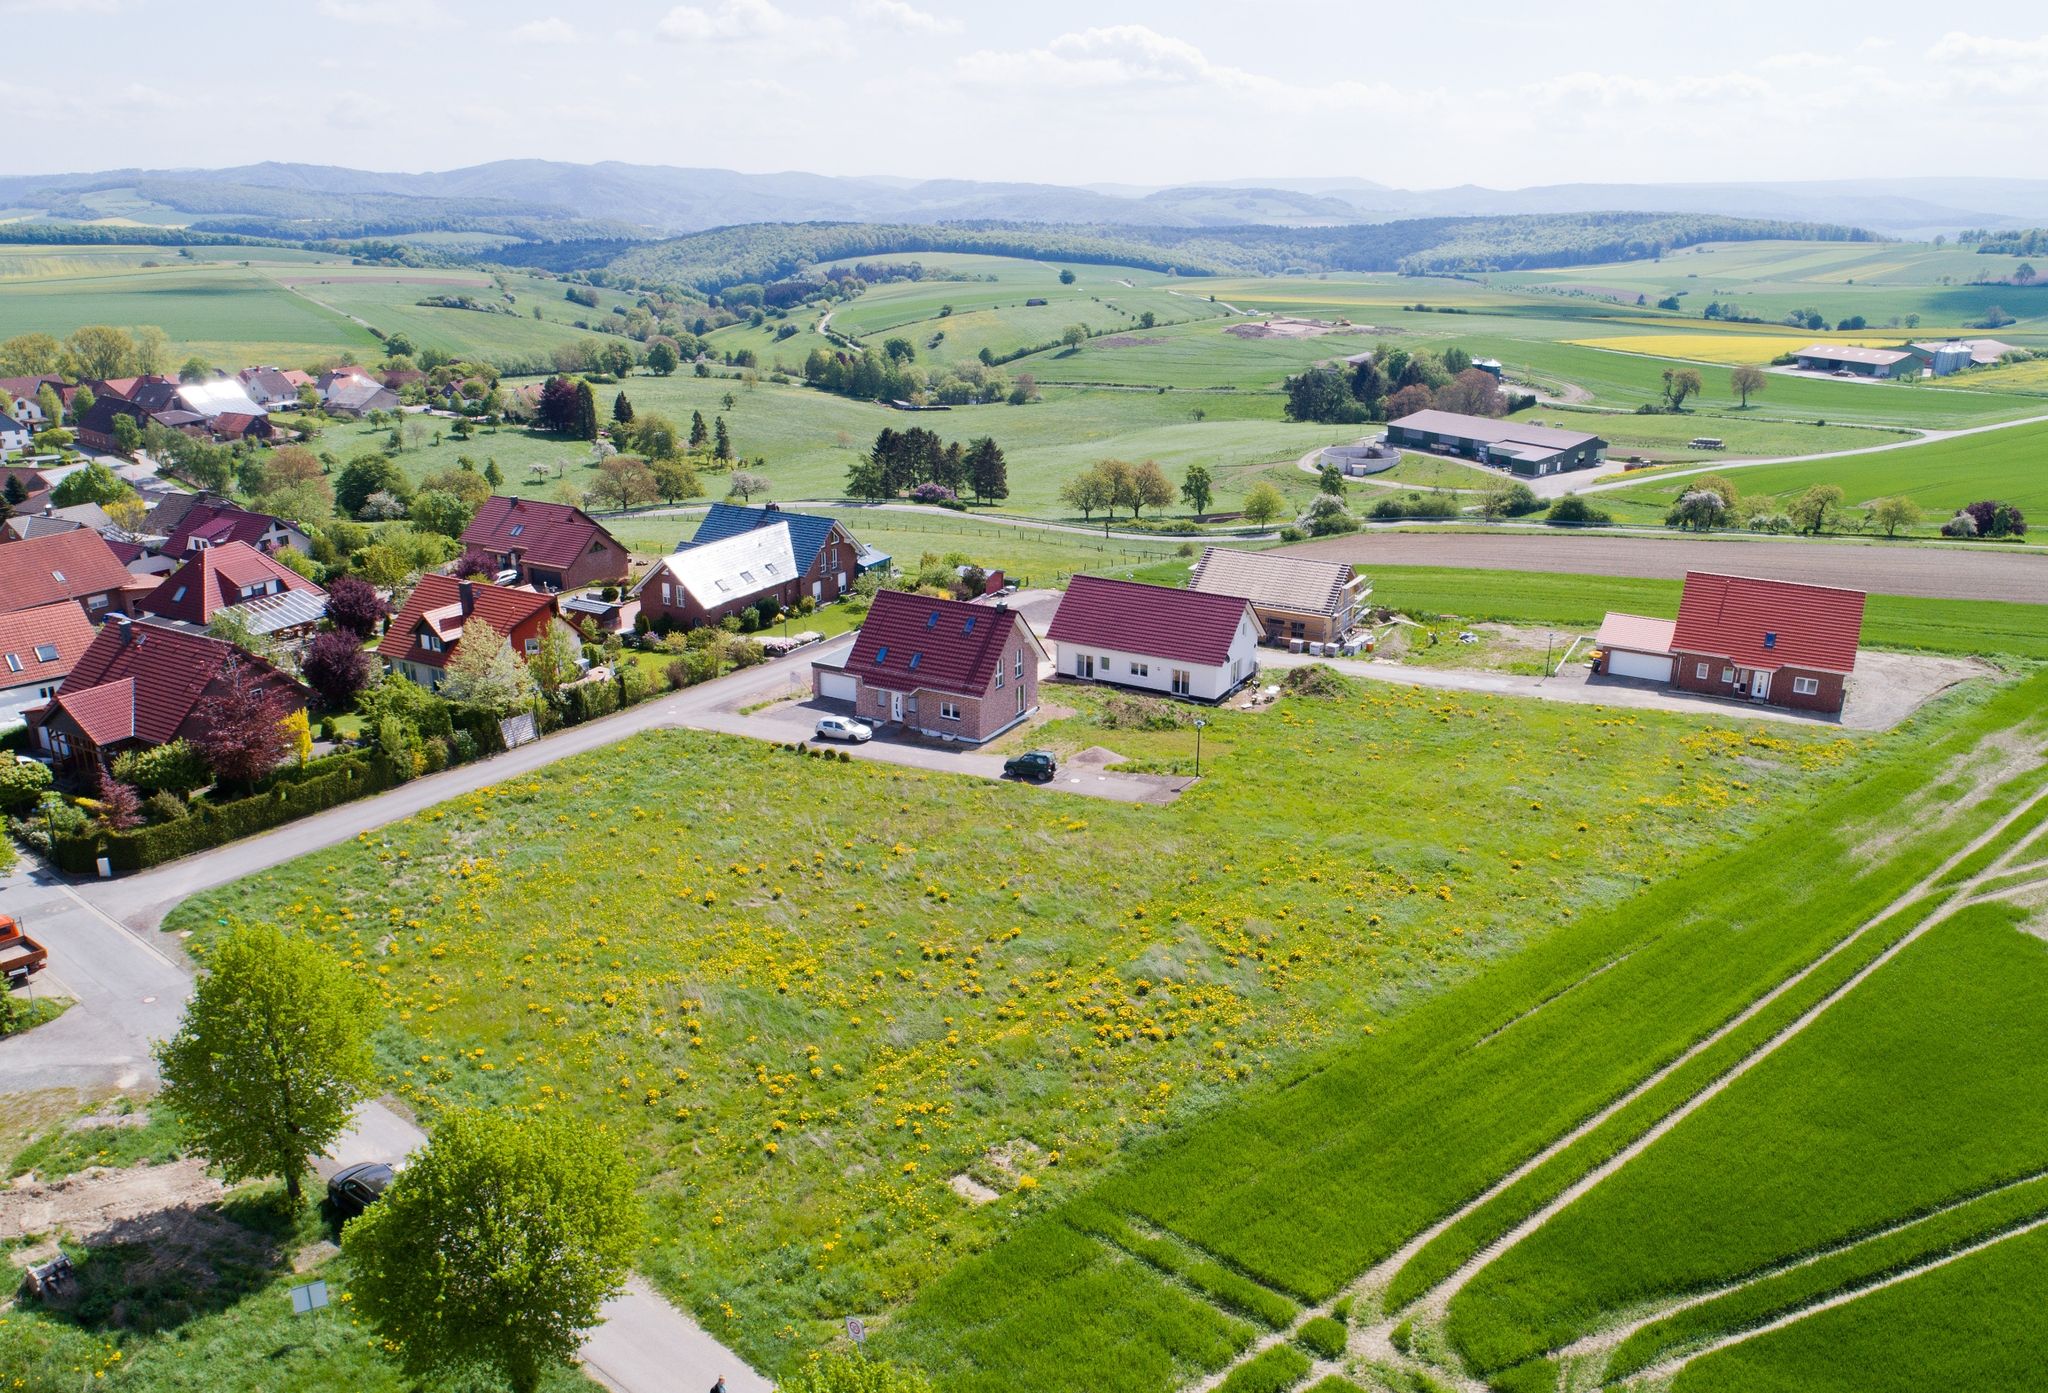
[1277,531,2048,604]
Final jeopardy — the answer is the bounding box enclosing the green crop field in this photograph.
[1597,418,2048,525]
[156,675,1866,1381]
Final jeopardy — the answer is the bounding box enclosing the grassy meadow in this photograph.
[161,677,1864,1379]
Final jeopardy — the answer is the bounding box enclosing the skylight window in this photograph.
[875,645,889,663]
[509,524,525,537]
[171,585,187,603]
[714,578,731,592]
[909,653,922,669]
[33,644,57,663]
[926,612,938,628]
[4,654,18,674]
[1763,632,1777,649]
[50,570,64,584]
[740,569,755,583]
[963,616,976,634]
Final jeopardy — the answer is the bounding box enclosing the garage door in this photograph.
[817,670,858,702]
[1607,648,1673,683]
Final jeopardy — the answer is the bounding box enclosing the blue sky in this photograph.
[0,0,2038,185]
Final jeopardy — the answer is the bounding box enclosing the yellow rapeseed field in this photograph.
[1568,333,1894,364]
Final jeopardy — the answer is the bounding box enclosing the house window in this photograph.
[32,644,57,663]
[1131,661,1149,677]
[86,594,107,610]
[995,663,1004,689]
[35,684,54,699]
[1793,676,1820,696]
[1695,662,1709,680]
[940,701,960,721]
[1763,632,1778,649]
[1721,667,1735,683]
[1014,648,1023,678]
[661,582,672,605]
[524,637,540,656]
[1016,683,1024,714]
[1172,669,1191,696]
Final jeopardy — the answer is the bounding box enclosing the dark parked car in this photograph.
[326,1161,394,1220]
[1003,750,1058,782]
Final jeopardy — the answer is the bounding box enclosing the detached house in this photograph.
[1187,547,1371,648]
[26,617,308,773]
[135,541,327,644]
[816,590,1043,744]
[636,524,800,630]
[318,369,401,417]
[0,412,28,454]
[1047,574,1261,701]
[378,575,558,691]
[459,496,629,592]
[0,600,96,727]
[0,529,135,619]
[1598,572,1865,715]
[162,501,311,558]
[688,502,889,605]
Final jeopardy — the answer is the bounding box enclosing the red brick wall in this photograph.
[1671,652,1845,714]
[641,572,798,630]
[848,639,1039,744]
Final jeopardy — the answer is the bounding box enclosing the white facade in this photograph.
[1053,610,1261,702]
[0,417,29,453]
[0,679,61,729]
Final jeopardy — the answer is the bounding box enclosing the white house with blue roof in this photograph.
[684,503,889,604]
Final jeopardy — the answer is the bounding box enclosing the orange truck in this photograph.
[0,915,48,984]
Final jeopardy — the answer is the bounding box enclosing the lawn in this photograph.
[162,676,1860,1379]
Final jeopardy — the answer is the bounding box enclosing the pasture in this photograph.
[161,678,1856,1378]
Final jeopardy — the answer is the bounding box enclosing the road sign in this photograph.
[290,1280,329,1316]
[845,1316,866,1344]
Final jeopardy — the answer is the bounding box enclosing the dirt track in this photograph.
[1278,532,2048,604]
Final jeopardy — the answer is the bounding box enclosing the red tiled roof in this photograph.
[48,620,302,748]
[846,590,1034,697]
[378,574,556,670]
[137,541,323,625]
[0,600,97,690]
[163,502,291,554]
[0,529,133,613]
[460,496,619,571]
[1047,574,1257,668]
[1670,572,1865,675]
[213,411,268,437]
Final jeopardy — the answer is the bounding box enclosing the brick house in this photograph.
[459,496,629,592]
[815,590,1044,744]
[687,502,890,605]
[1187,547,1371,647]
[0,529,136,620]
[1667,572,1865,715]
[378,575,558,691]
[636,524,800,630]
[1046,573,1261,701]
[26,617,309,773]
[135,541,328,644]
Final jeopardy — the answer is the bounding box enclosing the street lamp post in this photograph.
[1194,718,1208,778]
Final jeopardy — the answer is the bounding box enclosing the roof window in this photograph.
[33,644,57,663]
[4,654,18,674]
[50,570,65,583]
[926,612,938,628]
[171,585,187,603]
[909,653,922,669]
[963,616,976,633]
[875,645,889,663]
[1763,632,1777,649]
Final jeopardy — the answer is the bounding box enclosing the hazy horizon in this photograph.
[0,0,2038,189]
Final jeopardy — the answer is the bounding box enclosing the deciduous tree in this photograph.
[51,460,133,508]
[1241,481,1286,527]
[0,332,62,376]
[302,629,375,709]
[1787,483,1846,535]
[1661,367,1705,411]
[343,1111,642,1393]
[1058,467,1111,522]
[325,574,389,639]
[728,469,770,502]
[1131,460,1174,518]
[156,923,378,1202]
[440,616,537,715]
[64,325,136,380]
[1730,364,1768,408]
[1180,464,1213,517]
[191,654,297,786]
[1870,495,1923,538]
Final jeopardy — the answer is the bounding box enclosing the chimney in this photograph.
[458,580,476,615]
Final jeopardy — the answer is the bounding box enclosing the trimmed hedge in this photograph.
[54,755,397,873]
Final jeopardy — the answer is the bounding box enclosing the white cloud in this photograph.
[316,0,450,26]
[1927,31,2048,64]
[854,0,959,36]
[510,16,576,44]
[957,25,1395,112]
[656,0,791,42]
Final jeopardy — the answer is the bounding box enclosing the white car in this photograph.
[815,716,873,743]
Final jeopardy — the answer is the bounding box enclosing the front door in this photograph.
[1751,670,1771,700]
[890,691,904,721]
[1076,654,1094,679]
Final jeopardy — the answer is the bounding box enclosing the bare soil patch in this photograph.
[1278,532,2048,604]
[1,1158,222,1242]
[1225,316,1371,340]
[1093,334,1168,349]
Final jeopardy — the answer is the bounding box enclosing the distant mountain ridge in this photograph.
[3,162,2045,239]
